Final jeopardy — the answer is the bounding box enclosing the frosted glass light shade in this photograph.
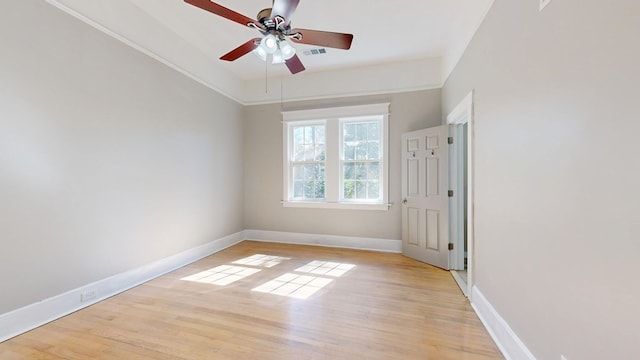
[272,50,285,64]
[260,34,278,54]
[279,40,296,60]
[253,36,297,64]
[253,45,267,61]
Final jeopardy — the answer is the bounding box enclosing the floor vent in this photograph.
[303,48,327,56]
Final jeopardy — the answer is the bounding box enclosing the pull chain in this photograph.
[280,69,284,111]
[265,56,268,94]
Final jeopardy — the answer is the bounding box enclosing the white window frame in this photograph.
[285,119,327,202]
[282,103,390,211]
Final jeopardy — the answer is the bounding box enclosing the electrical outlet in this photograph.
[80,290,96,302]
[540,0,552,11]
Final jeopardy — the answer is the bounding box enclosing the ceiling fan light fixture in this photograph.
[272,49,285,64]
[260,34,278,54]
[253,45,268,61]
[279,40,296,60]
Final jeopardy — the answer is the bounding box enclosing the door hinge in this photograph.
[448,243,454,251]
[448,190,454,197]
[448,137,454,144]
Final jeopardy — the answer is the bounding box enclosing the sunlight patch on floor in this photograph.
[252,273,334,299]
[181,265,261,286]
[232,254,290,268]
[295,261,356,277]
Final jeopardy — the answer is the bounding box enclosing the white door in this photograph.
[401,125,450,269]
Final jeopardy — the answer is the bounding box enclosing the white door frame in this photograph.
[446,91,475,298]
[449,124,466,271]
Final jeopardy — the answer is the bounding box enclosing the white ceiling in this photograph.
[46,0,494,104]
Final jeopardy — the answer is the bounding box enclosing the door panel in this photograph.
[426,158,439,196]
[401,125,449,269]
[408,207,420,246]
[426,210,440,251]
[407,159,420,197]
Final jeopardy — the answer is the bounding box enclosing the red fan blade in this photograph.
[220,38,261,61]
[270,0,300,25]
[285,54,306,74]
[291,28,353,50]
[184,0,262,28]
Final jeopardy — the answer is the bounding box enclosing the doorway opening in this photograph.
[447,91,474,297]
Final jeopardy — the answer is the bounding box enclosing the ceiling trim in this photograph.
[243,84,443,106]
[241,57,443,105]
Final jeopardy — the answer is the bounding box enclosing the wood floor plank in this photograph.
[0,241,503,359]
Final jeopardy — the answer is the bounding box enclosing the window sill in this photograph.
[282,201,391,211]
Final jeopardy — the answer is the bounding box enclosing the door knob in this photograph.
[402,198,408,204]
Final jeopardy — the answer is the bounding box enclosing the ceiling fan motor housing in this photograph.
[256,8,272,23]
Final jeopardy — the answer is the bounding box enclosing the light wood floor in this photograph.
[0,241,503,359]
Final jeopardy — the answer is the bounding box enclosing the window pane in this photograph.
[293,181,304,198]
[343,180,355,199]
[355,181,367,199]
[344,145,355,161]
[301,144,312,161]
[293,144,304,161]
[367,163,380,180]
[367,141,379,160]
[340,160,381,201]
[293,165,304,180]
[292,164,324,200]
[356,143,367,160]
[355,124,367,141]
[316,180,325,198]
[304,127,313,143]
[315,143,326,161]
[315,126,325,144]
[344,123,356,142]
[304,165,314,179]
[344,162,355,180]
[304,181,315,198]
[294,127,304,143]
[367,181,380,199]
[355,163,367,180]
[368,122,379,141]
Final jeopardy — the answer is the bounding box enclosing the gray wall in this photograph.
[0,1,244,314]
[244,90,441,240]
[442,1,639,359]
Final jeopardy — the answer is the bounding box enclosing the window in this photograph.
[283,103,389,210]
[290,122,325,200]
[341,119,381,201]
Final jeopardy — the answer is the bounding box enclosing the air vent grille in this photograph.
[303,48,327,56]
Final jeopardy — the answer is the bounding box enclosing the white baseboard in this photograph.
[244,229,402,253]
[0,231,245,343]
[471,286,536,360]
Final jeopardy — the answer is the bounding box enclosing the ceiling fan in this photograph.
[184,0,354,74]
